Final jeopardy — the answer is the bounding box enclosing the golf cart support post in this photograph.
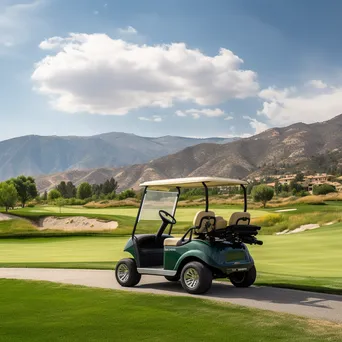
[115,177,262,295]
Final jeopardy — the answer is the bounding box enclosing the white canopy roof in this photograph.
[140,176,248,190]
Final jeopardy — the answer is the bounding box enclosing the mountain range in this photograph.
[0,132,236,182]
[34,114,342,193]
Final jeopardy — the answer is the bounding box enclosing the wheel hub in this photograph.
[117,264,130,283]
[184,267,199,289]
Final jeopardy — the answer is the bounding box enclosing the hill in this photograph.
[0,132,235,181]
[35,114,342,192]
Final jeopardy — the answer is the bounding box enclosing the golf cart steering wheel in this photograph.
[156,210,177,238]
[159,210,176,225]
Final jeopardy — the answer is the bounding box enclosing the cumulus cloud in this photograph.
[175,108,226,119]
[118,26,137,34]
[307,79,328,89]
[257,82,342,126]
[32,33,259,115]
[243,115,269,134]
[139,115,162,122]
[0,0,43,48]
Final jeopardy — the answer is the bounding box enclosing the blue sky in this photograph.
[1,0,342,141]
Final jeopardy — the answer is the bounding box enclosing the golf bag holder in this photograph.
[211,224,263,246]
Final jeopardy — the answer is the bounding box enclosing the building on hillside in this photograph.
[278,174,296,185]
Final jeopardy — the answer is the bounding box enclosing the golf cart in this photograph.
[115,177,263,294]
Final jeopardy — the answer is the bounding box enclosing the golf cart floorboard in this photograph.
[137,266,177,277]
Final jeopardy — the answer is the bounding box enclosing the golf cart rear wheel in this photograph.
[115,258,141,287]
[229,265,256,288]
[180,261,212,294]
[164,275,180,282]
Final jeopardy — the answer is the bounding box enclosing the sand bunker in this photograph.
[274,209,297,213]
[0,213,13,221]
[276,223,320,235]
[39,216,118,231]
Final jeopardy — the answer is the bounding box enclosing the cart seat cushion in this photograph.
[229,212,250,226]
[215,216,227,229]
[193,210,216,233]
[164,238,180,246]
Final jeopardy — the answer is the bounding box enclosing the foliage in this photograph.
[118,189,136,200]
[313,184,336,195]
[77,182,92,200]
[0,182,18,212]
[10,175,38,207]
[56,181,77,199]
[41,191,48,201]
[48,189,62,200]
[251,184,274,207]
[92,177,118,199]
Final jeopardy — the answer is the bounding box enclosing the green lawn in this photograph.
[1,279,341,342]
[1,224,342,294]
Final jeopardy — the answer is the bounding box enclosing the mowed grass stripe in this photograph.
[0,279,341,342]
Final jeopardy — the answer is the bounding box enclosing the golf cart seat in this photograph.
[164,238,181,246]
[194,210,216,233]
[229,212,251,226]
[215,216,228,229]
[163,211,216,246]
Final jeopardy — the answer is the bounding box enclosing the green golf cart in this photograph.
[115,177,263,294]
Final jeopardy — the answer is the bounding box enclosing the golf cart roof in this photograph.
[140,177,248,190]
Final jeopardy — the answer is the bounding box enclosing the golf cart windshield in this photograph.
[139,190,178,221]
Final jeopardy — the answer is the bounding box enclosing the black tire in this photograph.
[164,275,180,282]
[115,258,141,287]
[229,265,256,288]
[180,261,212,294]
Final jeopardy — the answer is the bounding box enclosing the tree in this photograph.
[0,182,18,212]
[251,184,274,208]
[295,173,304,182]
[11,176,38,207]
[48,189,62,201]
[102,177,118,195]
[56,181,68,198]
[55,198,66,213]
[77,182,92,199]
[66,181,77,198]
[118,189,136,200]
[41,190,48,201]
[313,184,336,195]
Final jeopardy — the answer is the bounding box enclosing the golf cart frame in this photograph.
[115,177,263,294]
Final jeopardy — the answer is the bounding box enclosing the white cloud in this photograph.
[139,115,162,122]
[0,0,43,48]
[307,79,328,89]
[224,115,233,120]
[118,26,137,35]
[32,33,259,115]
[257,82,342,126]
[175,108,226,119]
[243,115,269,134]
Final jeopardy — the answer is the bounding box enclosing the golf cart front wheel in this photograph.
[115,258,141,287]
[180,261,212,294]
[229,265,256,288]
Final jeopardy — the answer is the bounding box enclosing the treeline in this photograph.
[44,177,136,203]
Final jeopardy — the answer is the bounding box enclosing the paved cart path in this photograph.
[1,268,341,323]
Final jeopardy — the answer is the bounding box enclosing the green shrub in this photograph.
[313,184,336,195]
[118,189,136,200]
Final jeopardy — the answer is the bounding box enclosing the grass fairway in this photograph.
[0,224,342,294]
[251,224,342,294]
[1,280,341,342]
